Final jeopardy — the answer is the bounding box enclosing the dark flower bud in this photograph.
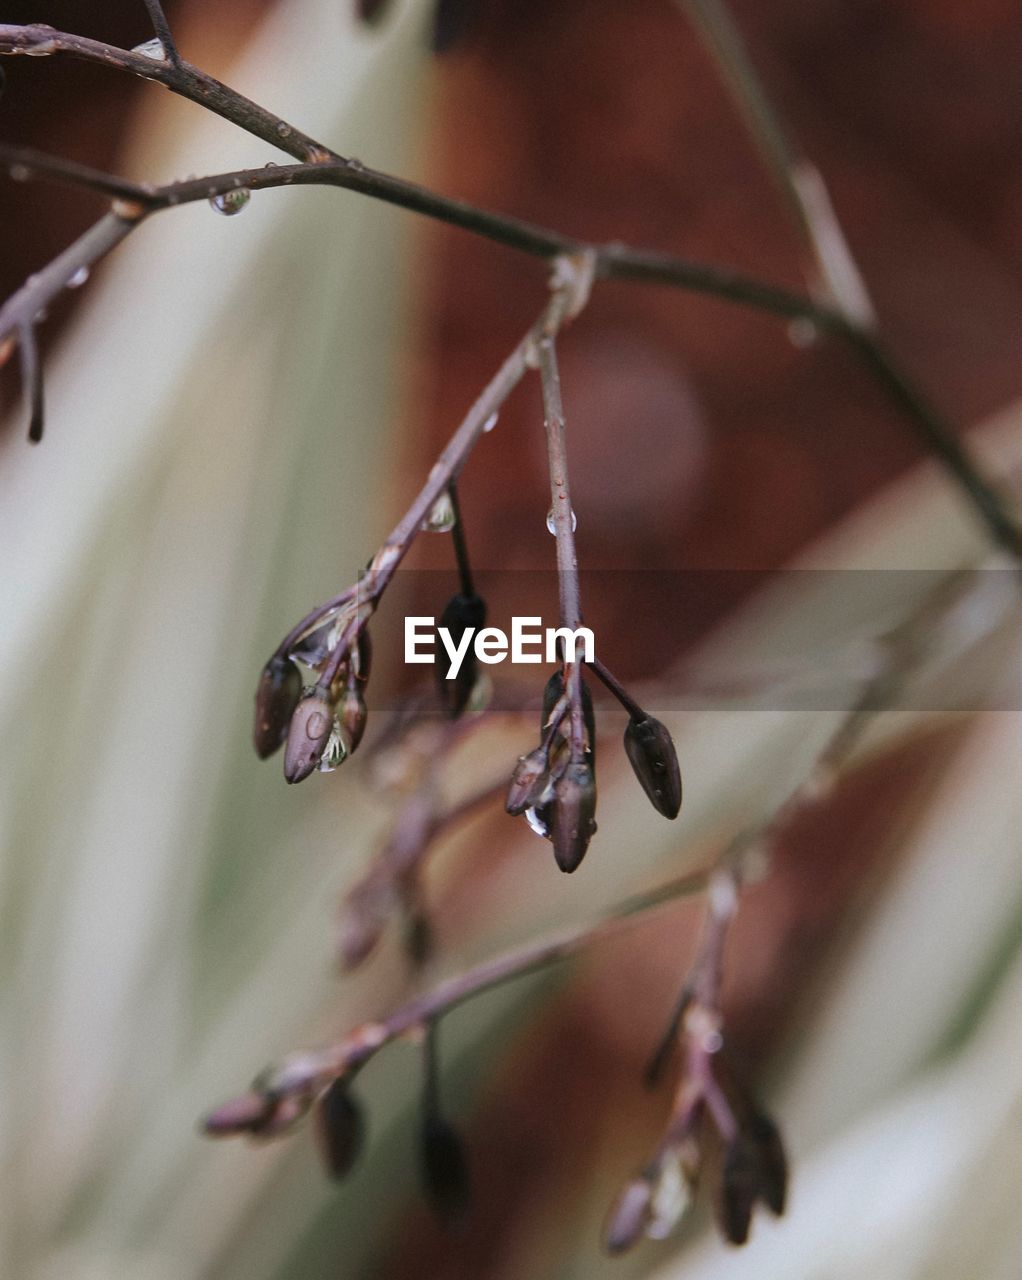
[550,759,597,873]
[506,746,550,815]
[436,592,486,719]
[253,655,302,759]
[283,689,335,783]
[623,715,682,819]
[716,1135,760,1245]
[421,1117,471,1224]
[353,629,372,684]
[315,1079,365,1180]
[745,1110,787,1216]
[338,686,368,754]
[603,1176,653,1254]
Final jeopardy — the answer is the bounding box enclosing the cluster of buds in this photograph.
[202,1022,471,1222]
[604,1014,787,1253]
[508,661,683,872]
[253,595,371,784]
[506,669,598,872]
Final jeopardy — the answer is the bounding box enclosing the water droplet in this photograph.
[131,37,167,60]
[9,164,30,183]
[209,188,251,216]
[647,1157,690,1240]
[545,507,577,535]
[67,265,90,290]
[276,122,293,139]
[467,672,493,714]
[317,719,349,772]
[482,411,498,434]
[420,490,456,533]
[524,806,549,838]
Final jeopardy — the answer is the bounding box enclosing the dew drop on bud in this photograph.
[546,507,578,535]
[647,1156,690,1240]
[524,805,550,838]
[67,265,90,290]
[209,188,251,216]
[420,490,456,533]
[131,37,167,60]
[317,719,349,772]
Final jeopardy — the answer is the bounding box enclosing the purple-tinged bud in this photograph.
[550,759,597,873]
[253,655,302,759]
[315,1079,365,1179]
[436,593,486,719]
[603,1176,653,1254]
[421,1117,471,1224]
[201,1091,275,1138]
[284,689,335,783]
[339,686,368,754]
[506,746,549,815]
[623,715,682,819]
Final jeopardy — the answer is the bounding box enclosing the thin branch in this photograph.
[1,28,1020,554]
[677,0,875,327]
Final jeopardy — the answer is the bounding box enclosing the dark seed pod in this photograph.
[315,1079,365,1179]
[283,689,334,783]
[623,715,682,819]
[436,592,486,719]
[421,1117,471,1224]
[550,759,597,873]
[716,1135,762,1245]
[603,1176,653,1254]
[253,655,302,759]
[745,1110,787,1216]
[506,746,549,815]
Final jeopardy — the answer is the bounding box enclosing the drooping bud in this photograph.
[744,1110,787,1216]
[284,689,335,783]
[623,715,682,819]
[506,745,550,815]
[421,1117,471,1224]
[550,759,597,873]
[716,1136,760,1245]
[603,1176,653,1254]
[338,686,368,754]
[436,592,486,719]
[314,1079,365,1179]
[253,655,302,759]
[201,1091,275,1138]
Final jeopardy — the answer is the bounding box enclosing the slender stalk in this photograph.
[1,27,1019,551]
[586,657,647,722]
[677,0,875,327]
